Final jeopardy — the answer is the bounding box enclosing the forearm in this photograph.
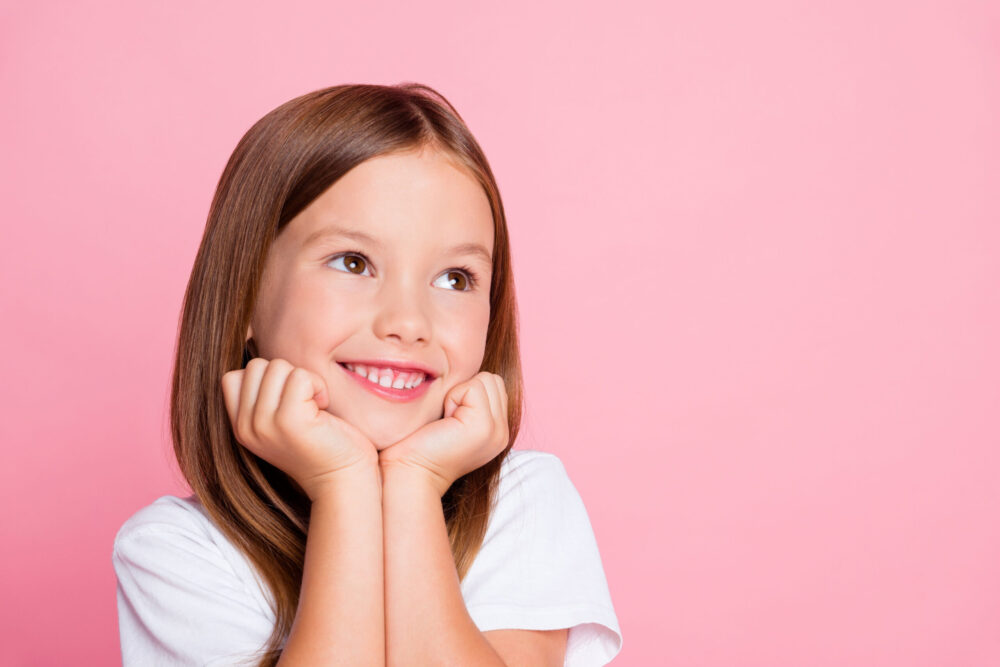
[278,463,385,666]
[381,463,506,666]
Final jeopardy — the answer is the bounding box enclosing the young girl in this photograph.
[112,83,622,666]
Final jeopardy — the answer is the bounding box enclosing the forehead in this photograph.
[285,148,494,255]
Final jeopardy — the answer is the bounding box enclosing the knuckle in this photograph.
[272,406,294,431]
[231,419,248,444]
[245,358,267,373]
[221,370,238,388]
[288,366,310,382]
[270,358,293,371]
[250,410,269,437]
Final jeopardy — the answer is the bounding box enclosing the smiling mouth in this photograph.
[336,362,432,401]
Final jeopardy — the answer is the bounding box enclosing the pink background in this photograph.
[1,1,998,664]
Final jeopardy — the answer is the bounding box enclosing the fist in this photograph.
[221,358,378,500]
[378,372,509,496]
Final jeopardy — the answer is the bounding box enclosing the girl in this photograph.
[112,83,622,666]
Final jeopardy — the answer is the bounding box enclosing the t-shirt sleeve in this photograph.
[460,452,623,666]
[112,503,276,666]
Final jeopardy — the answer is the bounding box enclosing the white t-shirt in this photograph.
[113,449,623,666]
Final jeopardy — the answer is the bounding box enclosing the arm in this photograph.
[378,373,567,666]
[381,462,506,666]
[277,462,384,666]
[220,359,386,666]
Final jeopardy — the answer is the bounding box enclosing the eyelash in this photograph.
[326,250,481,291]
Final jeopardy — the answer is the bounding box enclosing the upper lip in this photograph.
[339,359,438,379]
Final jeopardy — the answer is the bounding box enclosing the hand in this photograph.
[221,358,378,501]
[378,372,509,497]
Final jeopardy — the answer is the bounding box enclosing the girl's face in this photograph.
[247,146,495,450]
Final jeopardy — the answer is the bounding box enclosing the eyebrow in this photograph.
[304,226,493,266]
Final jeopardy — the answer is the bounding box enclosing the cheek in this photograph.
[269,285,359,356]
[446,302,490,372]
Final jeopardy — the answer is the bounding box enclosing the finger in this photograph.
[444,377,481,421]
[487,374,510,451]
[477,373,502,424]
[278,366,330,426]
[465,374,499,432]
[221,370,243,427]
[305,368,329,410]
[238,358,268,440]
[253,359,294,435]
[492,373,508,421]
[442,384,464,420]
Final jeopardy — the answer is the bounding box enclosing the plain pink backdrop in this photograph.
[1,1,998,665]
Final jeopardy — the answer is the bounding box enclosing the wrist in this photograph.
[378,458,451,498]
[304,457,381,502]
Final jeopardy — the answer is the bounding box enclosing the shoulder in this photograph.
[115,494,210,534]
[498,448,572,491]
[113,494,218,554]
[501,447,564,470]
[112,495,279,663]
[112,494,277,619]
[112,494,248,590]
[112,494,228,578]
[482,449,589,544]
[494,449,579,512]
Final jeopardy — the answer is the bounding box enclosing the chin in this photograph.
[359,418,424,452]
[371,439,394,452]
[323,402,410,447]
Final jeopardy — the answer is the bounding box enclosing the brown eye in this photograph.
[445,271,468,290]
[433,267,477,291]
[328,253,371,276]
[344,254,366,274]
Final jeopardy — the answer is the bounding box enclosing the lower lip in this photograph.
[338,363,433,402]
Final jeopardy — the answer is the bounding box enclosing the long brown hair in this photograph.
[170,83,522,665]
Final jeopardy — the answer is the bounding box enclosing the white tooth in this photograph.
[411,374,424,387]
[391,374,406,389]
[367,368,380,383]
[353,364,367,377]
[404,372,418,389]
[378,369,394,387]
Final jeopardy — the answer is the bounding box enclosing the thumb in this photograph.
[314,386,329,411]
[442,381,475,420]
[285,368,329,412]
[443,392,460,419]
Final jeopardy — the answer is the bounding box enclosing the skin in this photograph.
[246,144,495,456]
[221,144,567,664]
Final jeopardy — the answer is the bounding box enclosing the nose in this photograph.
[372,277,431,345]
